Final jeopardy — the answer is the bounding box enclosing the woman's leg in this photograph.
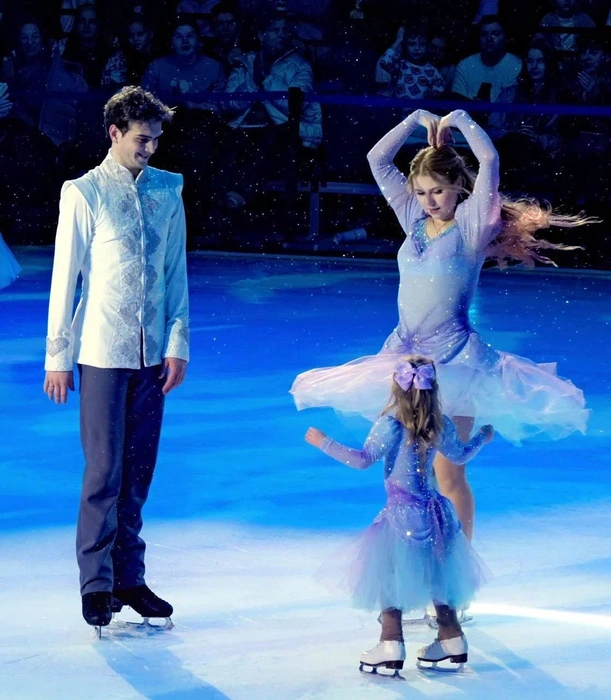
[433,415,475,540]
[434,603,463,641]
[380,608,403,642]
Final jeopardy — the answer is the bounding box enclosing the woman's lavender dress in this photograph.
[319,415,488,613]
[291,110,588,444]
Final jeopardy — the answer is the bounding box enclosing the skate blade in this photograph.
[402,614,432,627]
[359,663,405,680]
[416,657,470,674]
[111,614,174,632]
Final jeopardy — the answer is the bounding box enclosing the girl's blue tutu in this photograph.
[319,488,489,614]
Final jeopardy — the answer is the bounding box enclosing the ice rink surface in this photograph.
[1,248,610,699]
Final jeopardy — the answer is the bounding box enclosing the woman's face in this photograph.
[172,25,198,58]
[19,23,43,58]
[526,48,546,81]
[412,174,459,221]
[128,22,152,53]
[77,8,98,40]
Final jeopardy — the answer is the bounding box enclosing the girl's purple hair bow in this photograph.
[394,361,436,391]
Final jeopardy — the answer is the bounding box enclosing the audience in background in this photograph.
[0,0,608,249]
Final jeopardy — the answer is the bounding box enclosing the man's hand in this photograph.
[43,371,75,404]
[160,357,187,395]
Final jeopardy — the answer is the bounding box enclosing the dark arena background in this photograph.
[1,1,610,698]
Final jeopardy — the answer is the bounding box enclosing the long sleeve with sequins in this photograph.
[366,109,431,232]
[446,109,501,251]
[438,416,488,464]
[319,415,398,470]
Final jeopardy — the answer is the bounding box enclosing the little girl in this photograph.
[306,355,493,675]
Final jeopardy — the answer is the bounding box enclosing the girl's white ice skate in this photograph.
[416,634,468,672]
[359,641,406,678]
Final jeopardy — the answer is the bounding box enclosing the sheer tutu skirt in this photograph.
[291,330,588,444]
[318,495,489,614]
[0,234,21,290]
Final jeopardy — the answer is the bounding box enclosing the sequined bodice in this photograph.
[397,217,483,337]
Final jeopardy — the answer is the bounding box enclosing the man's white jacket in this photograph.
[45,153,189,371]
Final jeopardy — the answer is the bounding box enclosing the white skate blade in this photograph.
[402,614,433,627]
[359,662,405,680]
[111,612,174,632]
[416,657,469,674]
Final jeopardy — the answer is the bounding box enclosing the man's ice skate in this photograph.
[416,634,468,672]
[111,584,174,630]
[359,641,406,679]
[82,592,112,639]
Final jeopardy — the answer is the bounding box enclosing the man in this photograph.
[43,85,189,631]
[221,13,322,210]
[451,15,522,102]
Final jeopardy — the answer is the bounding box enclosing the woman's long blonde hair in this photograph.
[382,355,443,450]
[409,145,596,268]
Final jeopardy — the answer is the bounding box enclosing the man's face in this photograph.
[260,19,289,55]
[479,22,506,55]
[554,0,576,15]
[214,12,238,42]
[111,120,163,174]
[581,47,605,72]
[172,25,198,58]
[19,23,43,58]
[77,8,98,40]
[128,22,152,53]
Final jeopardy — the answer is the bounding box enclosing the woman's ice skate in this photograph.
[111,585,174,630]
[359,641,406,679]
[416,634,468,672]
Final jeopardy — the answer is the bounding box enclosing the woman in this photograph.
[291,109,591,539]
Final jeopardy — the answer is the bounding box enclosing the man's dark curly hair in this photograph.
[103,85,174,134]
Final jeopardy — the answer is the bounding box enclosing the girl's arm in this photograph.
[438,109,501,250]
[306,416,397,470]
[366,110,438,232]
[438,416,493,464]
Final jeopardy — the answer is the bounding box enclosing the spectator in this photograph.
[451,14,522,101]
[376,25,445,99]
[220,13,322,223]
[496,41,561,186]
[225,14,322,150]
[176,0,220,37]
[202,1,248,74]
[540,0,595,54]
[558,32,610,208]
[2,20,51,133]
[61,3,116,87]
[141,17,225,240]
[430,31,456,93]
[563,31,610,104]
[102,15,159,85]
[141,18,225,109]
[59,0,94,36]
